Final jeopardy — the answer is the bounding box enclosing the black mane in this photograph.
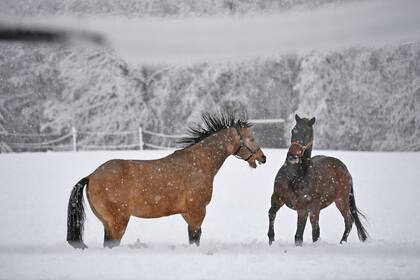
[178,111,252,148]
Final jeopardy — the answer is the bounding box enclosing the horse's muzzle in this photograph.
[287,155,300,164]
[256,154,266,166]
[248,150,266,168]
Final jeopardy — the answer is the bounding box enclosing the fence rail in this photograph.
[0,118,284,152]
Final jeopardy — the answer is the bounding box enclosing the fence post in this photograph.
[72,127,77,152]
[138,127,144,150]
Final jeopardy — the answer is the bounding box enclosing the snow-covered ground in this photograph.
[0,149,419,279]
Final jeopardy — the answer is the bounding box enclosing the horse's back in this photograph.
[93,158,126,172]
[311,155,350,176]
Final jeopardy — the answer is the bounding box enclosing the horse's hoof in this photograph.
[295,240,303,247]
[189,240,200,247]
[104,239,121,248]
[269,240,273,246]
[268,232,275,245]
[68,241,88,250]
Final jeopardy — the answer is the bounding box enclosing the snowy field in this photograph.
[0,149,419,279]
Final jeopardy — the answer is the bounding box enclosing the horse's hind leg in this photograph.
[295,209,308,246]
[267,193,284,245]
[86,180,131,248]
[104,228,119,248]
[309,207,321,243]
[336,198,352,244]
[182,207,206,246]
[103,215,130,248]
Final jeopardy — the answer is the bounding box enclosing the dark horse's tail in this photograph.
[349,186,368,242]
[67,177,89,249]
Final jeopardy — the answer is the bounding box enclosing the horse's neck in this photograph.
[284,158,303,178]
[189,129,234,176]
[282,162,303,192]
[283,148,312,191]
[302,147,312,170]
[304,147,312,158]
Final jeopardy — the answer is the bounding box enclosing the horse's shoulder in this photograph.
[275,163,288,177]
[274,164,293,187]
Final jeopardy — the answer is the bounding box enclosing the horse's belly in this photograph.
[280,193,299,210]
[131,189,187,218]
[132,206,183,218]
[281,188,331,210]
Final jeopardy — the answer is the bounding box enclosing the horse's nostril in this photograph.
[261,155,267,163]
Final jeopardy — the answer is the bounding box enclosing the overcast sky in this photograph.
[3,0,420,64]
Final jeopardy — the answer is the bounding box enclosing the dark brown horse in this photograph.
[67,112,266,249]
[267,114,368,246]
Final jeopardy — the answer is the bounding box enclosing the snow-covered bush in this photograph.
[294,45,420,151]
[1,42,419,152]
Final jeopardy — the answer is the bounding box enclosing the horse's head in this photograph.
[233,126,266,168]
[179,112,266,168]
[287,114,315,164]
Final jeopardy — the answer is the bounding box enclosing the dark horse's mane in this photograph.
[178,111,252,148]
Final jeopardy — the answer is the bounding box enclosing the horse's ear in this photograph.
[309,117,316,125]
[295,114,301,122]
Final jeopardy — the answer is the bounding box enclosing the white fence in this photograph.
[0,118,284,152]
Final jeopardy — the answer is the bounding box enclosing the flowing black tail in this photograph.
[67,177,89,249]
[349,186,368,242]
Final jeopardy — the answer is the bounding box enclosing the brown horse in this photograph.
[267,114,368,246]
[67,112,266,249]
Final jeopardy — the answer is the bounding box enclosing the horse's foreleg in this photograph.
[268,193,284,245]
[295,209,308,246]
[182,207,206,246]
[309,207,320,243]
